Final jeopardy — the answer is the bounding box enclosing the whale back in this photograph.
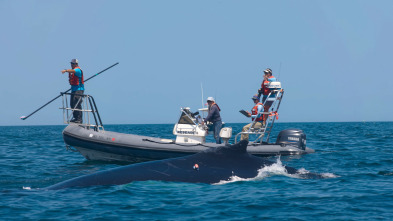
[47,140,314,190]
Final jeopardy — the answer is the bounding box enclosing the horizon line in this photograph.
[1,120,392,127]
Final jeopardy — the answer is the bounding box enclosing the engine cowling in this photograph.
[275,129,306,150]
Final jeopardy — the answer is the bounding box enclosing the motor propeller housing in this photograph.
[276,129,306,150]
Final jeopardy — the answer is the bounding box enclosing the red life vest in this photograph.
[212,103,221,111]
[251,102,263,122]
[260,76,275,95]
[69,67,84,86]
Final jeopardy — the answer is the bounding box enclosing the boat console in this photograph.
[173,107,232,144]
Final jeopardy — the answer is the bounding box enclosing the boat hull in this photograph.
[63,125,314,162]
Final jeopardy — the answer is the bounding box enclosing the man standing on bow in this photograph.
[61,59,84,123]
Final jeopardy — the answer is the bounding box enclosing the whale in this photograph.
[46,140,322,190]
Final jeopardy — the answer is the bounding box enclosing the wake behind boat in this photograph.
[60,81,314,162]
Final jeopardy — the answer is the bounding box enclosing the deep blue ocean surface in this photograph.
[1,122,393,220]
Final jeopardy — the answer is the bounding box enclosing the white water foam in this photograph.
[214,158,337,185]
[320,173,338,178]
[290,167,338,179]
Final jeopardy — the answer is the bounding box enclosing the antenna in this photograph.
[200,83,206,118]
[277,62,282,80]
[201,83,204,108]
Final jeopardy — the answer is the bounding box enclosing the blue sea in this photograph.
[1,122,393,220]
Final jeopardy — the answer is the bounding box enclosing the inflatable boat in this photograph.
[63,123,313,162]
[59,81,314,163]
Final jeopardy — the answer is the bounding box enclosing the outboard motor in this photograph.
[276,129,306,150]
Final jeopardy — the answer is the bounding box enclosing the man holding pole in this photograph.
[61,59,84,123]
[20,62,118,121]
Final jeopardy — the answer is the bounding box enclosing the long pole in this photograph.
[20,62,119,120]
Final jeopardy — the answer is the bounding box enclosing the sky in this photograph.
[1,0,392,126]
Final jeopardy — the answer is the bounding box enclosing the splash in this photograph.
[214,158,289,185]
[291,167,338,179]
[214,158,336,184]
[320,173,338,178]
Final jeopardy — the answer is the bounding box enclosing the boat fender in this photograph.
[193,164,199,171]
[142,138,175,144]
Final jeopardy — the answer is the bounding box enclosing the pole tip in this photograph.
[20,116,27,120]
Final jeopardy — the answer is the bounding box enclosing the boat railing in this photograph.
[234,89,284,144]
[263,89,284,142]
[60,92,104,132]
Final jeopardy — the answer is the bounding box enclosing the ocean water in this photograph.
[1,122,393,220]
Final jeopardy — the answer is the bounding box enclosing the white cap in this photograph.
[70,58,78,64]
[207,97,215,102]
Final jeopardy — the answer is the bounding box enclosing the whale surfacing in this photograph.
[47,140,321,190]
